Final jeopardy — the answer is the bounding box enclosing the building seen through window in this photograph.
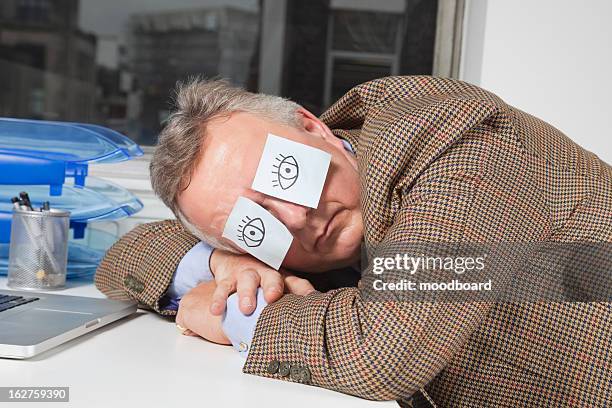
[0,0,438,145]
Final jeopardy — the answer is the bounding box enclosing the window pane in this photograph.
[0,0,438,146]
[332,10,402,54]
[0,0,259,146]
[330,57,393,103]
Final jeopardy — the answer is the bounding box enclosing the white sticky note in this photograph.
[222,196,293,270]
[252,133,332,208]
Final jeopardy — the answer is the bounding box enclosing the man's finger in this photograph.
[176,301,200,337]
[175,311,186,331]
[210,278,236,316]
[283,274,315,296]
[236,268,260,315]
[182,328,198,337]
[259,268,284,303]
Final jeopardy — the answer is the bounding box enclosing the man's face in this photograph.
[177,110,363,272]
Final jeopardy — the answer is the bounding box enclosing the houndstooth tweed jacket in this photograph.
[95,76,611,407]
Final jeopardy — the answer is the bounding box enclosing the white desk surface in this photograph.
[0,277,395,408]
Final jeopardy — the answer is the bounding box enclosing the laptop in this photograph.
[0,289,137,359]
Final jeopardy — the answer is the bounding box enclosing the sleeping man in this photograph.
[95,76,610,407]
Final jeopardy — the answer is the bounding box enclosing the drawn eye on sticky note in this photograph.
[252,134,331,208]
[223,196,293,269]
[272,154,299,190]
[238,216,265,247]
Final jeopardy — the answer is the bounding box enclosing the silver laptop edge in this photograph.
[0,289,137,359]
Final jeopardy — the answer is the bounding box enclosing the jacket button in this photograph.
[300,367,311,383]
[290,365,302,381]
[124,275,144,293]
[278,361,291,377]
[267,360,280,374]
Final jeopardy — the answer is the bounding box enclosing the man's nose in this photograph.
[263,198,310,231]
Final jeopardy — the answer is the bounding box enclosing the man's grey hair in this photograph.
[150,77,302,250]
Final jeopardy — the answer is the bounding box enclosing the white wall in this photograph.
[460,0,612,164]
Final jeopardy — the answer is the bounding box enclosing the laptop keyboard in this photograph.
[0,294,39,313]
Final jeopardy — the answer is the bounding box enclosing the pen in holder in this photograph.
[8,208,70,290]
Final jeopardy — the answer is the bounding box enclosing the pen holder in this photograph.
[7,208,70,290]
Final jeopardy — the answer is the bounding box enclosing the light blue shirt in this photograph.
[165,138,355,356]
[166,242,215,299]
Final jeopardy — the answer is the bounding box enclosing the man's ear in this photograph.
[297,107,345,150]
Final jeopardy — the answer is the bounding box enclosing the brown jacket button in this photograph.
[124,275,144,293]
[267,360,280,374]
[278,362,291,377]
[300,367,311,383]
[290,365,302,381]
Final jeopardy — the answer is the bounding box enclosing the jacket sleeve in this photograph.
[94,220,200,316]
[242,105,548,400]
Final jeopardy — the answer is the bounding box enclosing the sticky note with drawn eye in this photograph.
[222,196,293,269]
[252,133,331,208]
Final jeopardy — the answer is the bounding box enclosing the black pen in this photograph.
[16,198,29,211]
[19,191,33,211]
[11,197,21,210]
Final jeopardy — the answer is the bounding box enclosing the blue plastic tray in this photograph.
[0,118,142,163]
[0,177,142,243]
[0,118,143,194]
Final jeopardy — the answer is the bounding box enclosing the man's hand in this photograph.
[176,280,230,344]
[176,252,315,344]
[209,249,315,316]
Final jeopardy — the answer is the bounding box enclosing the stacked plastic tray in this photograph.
[0,118,143,279]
